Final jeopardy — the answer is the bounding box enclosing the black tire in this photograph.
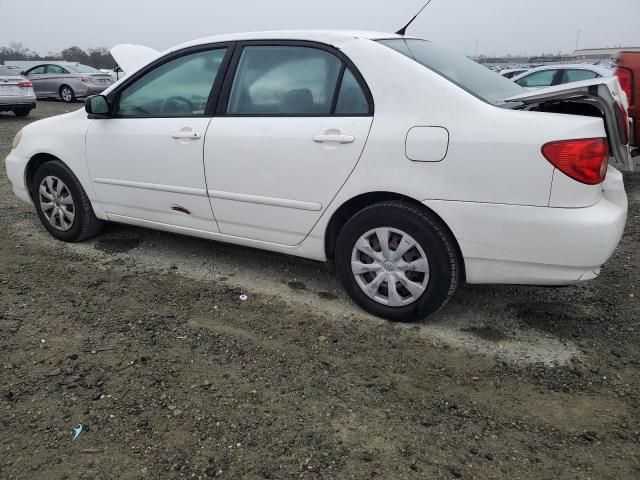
[59,85,75,103]
[13,107,31,117]
[335,201,460,322]
[32,160,103,242]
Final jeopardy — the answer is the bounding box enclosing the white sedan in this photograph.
[5,31,632,321]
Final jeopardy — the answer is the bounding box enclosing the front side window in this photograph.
[27,66,45,75]
[116,48,227,117]
[227,46,342,115]
[515,70,558,88]
[562,69,599,83]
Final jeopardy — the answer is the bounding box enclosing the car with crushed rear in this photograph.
[4,31,632,321]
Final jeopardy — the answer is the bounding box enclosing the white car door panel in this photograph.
[86,118,216,231]
[204,116,372,245]
[204,43,373,246]
[85,47,230,231]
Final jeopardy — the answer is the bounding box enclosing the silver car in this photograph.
[22,62,114,103]
[0,66,36,117]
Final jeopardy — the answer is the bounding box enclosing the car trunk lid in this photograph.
[506,77,633,170]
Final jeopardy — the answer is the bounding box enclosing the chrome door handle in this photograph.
[172,131,201,140]
[313,134,355,144]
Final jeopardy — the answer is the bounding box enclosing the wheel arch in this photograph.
[324,191,466,282]
[25,153,66,200]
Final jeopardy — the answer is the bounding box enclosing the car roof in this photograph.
[173,30,407,51]
[522,63,612,74]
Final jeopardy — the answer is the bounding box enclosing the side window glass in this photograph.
[46,65,65,74]
[563,69,599,83]
[515,70,557,87]
[116,48,227,118]
[335,68,369,115]
[28,66,45,75]
[227,46,342,115]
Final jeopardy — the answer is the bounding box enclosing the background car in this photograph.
[500,67,529,79]
[512,64,613,89]
[0,65,36,117]
[21,62,114,103]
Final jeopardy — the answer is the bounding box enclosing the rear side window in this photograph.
[515,70,558,88]
[116,48,227,117]
[335,68,369,115]
[227,46,342,115]
[562,69,599,83]
[46,65,67,74]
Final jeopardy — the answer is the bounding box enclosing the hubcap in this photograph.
[351,227,430,307]
[62,89,72,101]
[38,176,75,231]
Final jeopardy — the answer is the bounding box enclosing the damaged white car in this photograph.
[5,31,632,321]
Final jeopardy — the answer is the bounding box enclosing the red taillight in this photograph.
[615,67,634,106]
[615,102,629,145]
[17,81,32,88]
[80,77,91,83]
[542,138,609,185]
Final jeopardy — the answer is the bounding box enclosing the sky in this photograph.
[1,0,639,57]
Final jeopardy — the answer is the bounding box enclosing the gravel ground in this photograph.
[1,102,639,479]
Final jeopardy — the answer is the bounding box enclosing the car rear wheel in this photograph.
[59,85,75,103]
[335,201,460,322]
[32,160,103,242]
[13,107,31,117]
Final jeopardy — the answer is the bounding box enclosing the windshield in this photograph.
[68,64,100,74]
[377,39,524,105]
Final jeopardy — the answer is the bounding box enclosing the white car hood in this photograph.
[110,44,160,74]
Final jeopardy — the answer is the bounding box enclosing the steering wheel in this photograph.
[160,96,195,115]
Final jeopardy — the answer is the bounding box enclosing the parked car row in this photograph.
[0,62,114,117]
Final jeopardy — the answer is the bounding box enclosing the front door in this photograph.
[85,47,230,231]
[24,65,46,96]
[204,44,373,245]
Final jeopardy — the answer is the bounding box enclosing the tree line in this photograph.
[0,42,117,69]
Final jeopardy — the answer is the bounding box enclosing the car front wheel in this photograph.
[32,160,103,242]
[335,201,460,322]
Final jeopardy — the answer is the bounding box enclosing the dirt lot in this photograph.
[1,102,639,479]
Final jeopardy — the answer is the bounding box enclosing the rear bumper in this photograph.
[4,151,32,205]
[424,167,628,285]
[0,98,36,111]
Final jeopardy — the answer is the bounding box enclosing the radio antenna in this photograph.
[396,0,435,36]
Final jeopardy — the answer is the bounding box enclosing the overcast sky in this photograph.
[2,0,639,57]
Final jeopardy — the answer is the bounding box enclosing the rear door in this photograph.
[203,42,374,246]
[43,64,69,95]
[507,77,633,170]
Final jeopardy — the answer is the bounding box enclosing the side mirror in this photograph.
[85,95,110,118]
[20,71,26,76]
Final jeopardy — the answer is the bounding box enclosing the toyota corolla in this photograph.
[5,31,631,321]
